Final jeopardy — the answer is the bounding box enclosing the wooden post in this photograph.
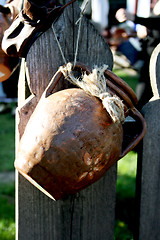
[16,2,116,239]
[136,43,160,239]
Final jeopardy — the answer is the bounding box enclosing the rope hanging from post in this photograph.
[51,25,67,64]
[51,1,125,123]
[52,0,88,65]
[73,0,89,66]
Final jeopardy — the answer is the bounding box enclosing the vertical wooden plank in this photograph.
[136,43,160,240]
[16,2,116,240]
[15,58,25,240]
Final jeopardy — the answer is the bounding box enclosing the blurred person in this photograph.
[126,0,151,27]
[113,0,151,68]
[153,0,160,15]
[81,0,109,33]
[115,1,160,109]
[91,0,109,32]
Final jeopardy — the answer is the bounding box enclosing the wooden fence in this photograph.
[15,1,160,239]
[136,42,160,240]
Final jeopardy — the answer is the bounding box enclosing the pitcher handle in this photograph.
[120,107,147,158]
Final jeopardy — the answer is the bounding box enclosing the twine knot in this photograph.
[59,62,125,123]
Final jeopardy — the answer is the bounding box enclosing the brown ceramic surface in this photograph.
[15,63,147,200]
[15,88,123,200]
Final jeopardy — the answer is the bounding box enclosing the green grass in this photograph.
[114,151,137,240]
[113,68,139,239]
[0,110,16,240]
[0,182,15,240]
[0,113,15,172]
[117,151,137,200]
[113,68,139,92]
[0,220,15,240]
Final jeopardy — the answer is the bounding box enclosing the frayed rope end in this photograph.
[59,62,125,123]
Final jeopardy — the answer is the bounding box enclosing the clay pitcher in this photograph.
[15,63,146,200]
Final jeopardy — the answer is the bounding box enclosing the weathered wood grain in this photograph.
[16,2,116,240]
[136,43,160,240]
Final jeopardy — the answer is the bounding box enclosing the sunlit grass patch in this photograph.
[114,151,137,239]
[0,183,15,240]
[114,220,134,240]
[117,151,137,199]
[0,219,15,240]
[113,68,139,92]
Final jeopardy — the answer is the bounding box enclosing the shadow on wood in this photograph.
[136,43,160,240]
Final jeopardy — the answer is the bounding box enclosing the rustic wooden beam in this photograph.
[16,2,116,239]
[136,43,160,240]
